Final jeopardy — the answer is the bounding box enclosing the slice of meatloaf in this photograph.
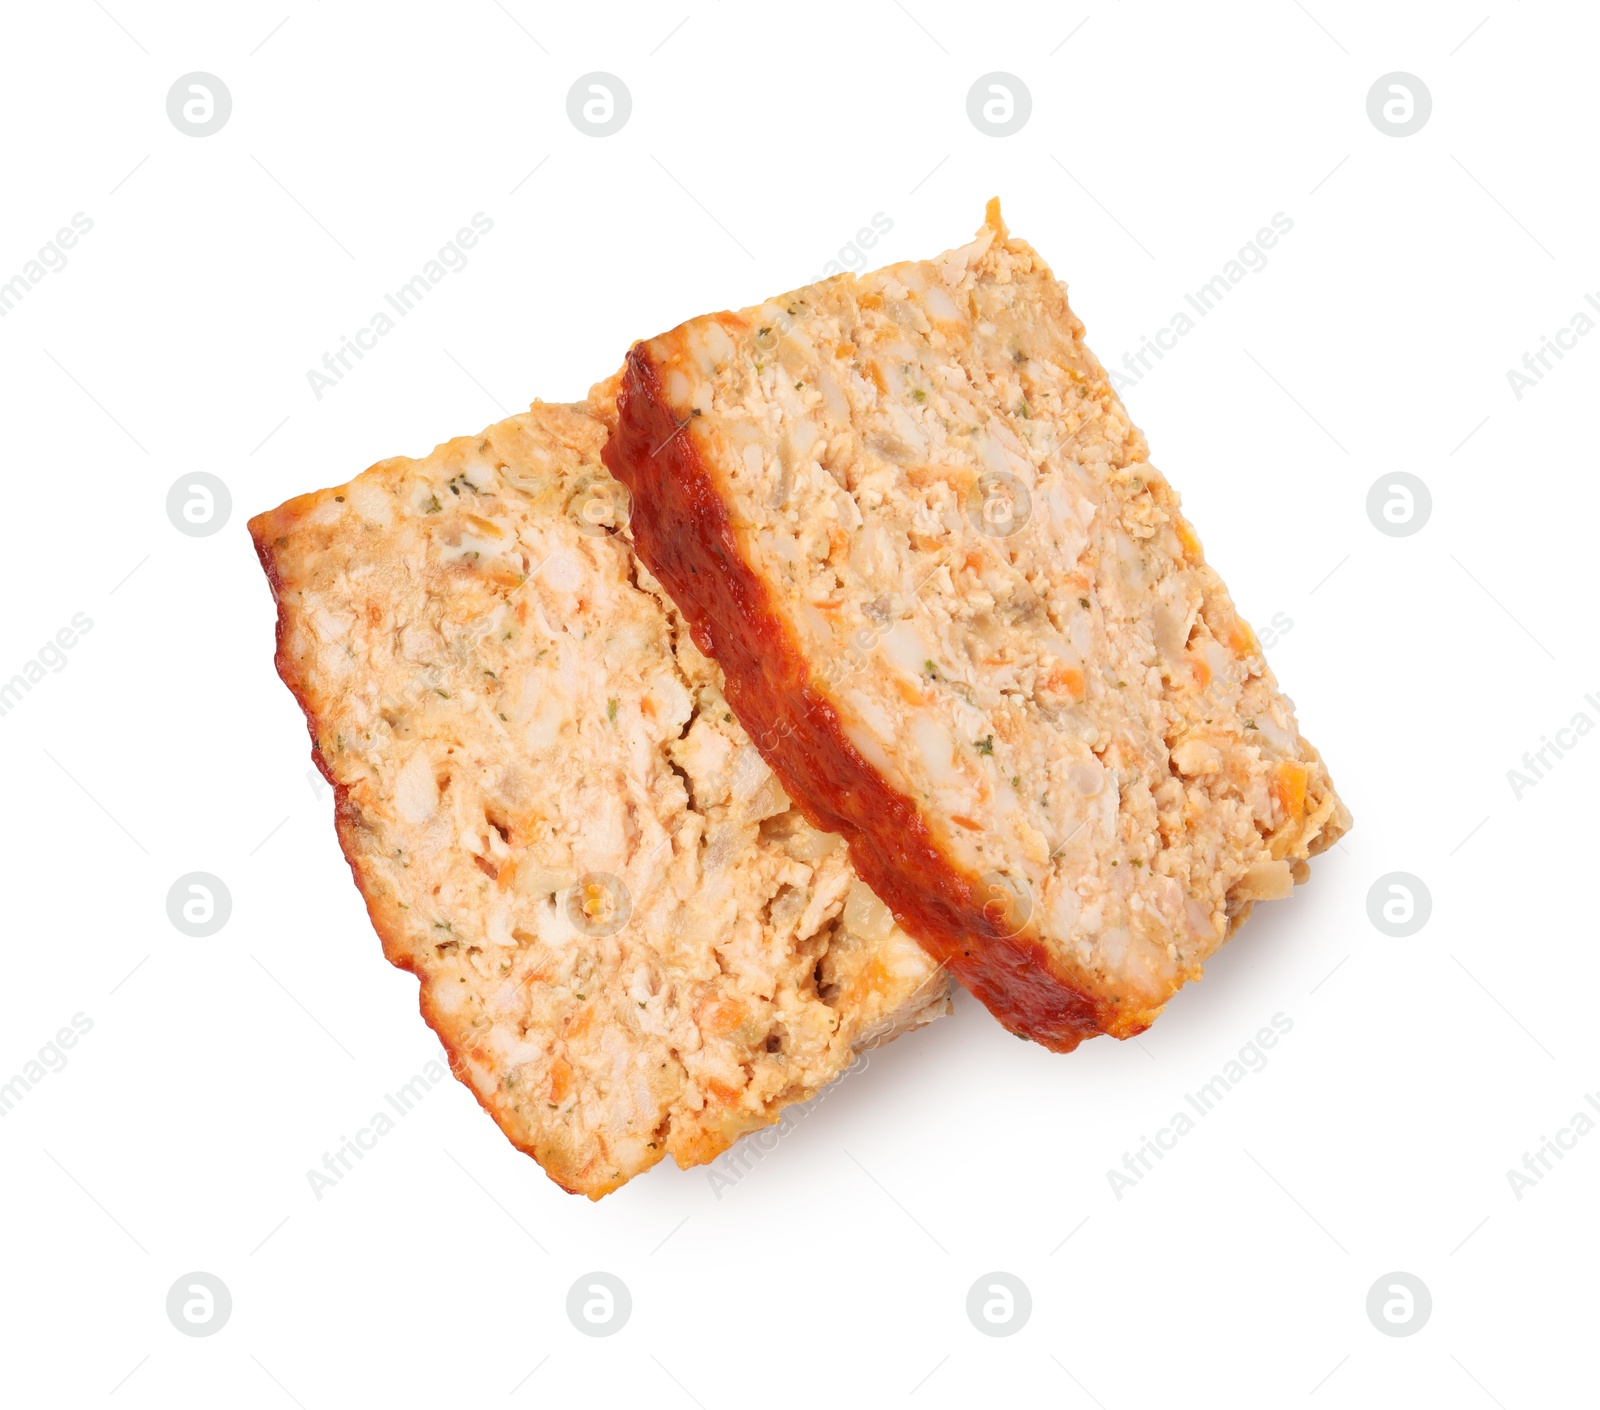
[603,201,1350,1053]
[249,403,947,1199]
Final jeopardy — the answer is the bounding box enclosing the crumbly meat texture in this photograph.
[604,202,1350,1052]
[249,403,947,1199]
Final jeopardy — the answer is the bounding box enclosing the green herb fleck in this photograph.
[607,697,618,721]
[975,734,994,756]
[1079,596,1091,609]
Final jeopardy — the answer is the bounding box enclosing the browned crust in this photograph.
[247,505,593,1198]
[603,347,1120,1052]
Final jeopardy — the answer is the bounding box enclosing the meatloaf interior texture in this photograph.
[604,201,1350,1052]
[250,403,948,1198]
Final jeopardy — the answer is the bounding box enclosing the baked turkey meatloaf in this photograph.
[604,201,1350,1052]
[249,402,948,1199]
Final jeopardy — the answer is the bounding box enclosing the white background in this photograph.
[1,1,1594,1405]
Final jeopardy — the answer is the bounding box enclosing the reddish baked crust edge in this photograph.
[247,507,594,1198]
[603,347,1121,1052]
